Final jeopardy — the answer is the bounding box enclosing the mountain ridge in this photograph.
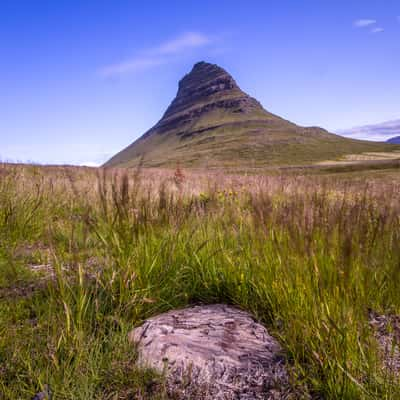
[387,136,400,144]
[105,62,399,168]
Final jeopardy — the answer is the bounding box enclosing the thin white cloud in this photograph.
[99,57,165,78]
[371,27,384,33]
[99,32,213,78]
[155,32,211,55]
[354,19,377,28]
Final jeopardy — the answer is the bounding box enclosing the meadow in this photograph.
[1,162,400,399]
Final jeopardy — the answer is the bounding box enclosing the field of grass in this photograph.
[1,163,400,399]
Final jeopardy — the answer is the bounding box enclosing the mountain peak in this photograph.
[188,61,231,77]
[171,61,239,111]
[186,61,232,80]
[179,61,237,92]
[160,61,260,125]
[191,60,221,71]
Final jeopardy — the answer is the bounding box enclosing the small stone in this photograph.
[32,384,51,400]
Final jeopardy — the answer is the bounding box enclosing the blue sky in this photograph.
[1,0,399,165]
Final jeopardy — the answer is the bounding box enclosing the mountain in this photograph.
[387,136,400,144]
[105,62,398,168]
[338,120,400,142]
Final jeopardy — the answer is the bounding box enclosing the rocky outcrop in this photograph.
[128,304,293,399]
[142,62,266,138]
[162,62,262,116]
[164,62,247,115]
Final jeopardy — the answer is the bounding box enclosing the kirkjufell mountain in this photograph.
[105,62,398,168]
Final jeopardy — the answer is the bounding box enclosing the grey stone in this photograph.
[129,304,294,399]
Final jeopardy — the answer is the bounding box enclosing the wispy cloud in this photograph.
[354,19,377,28]
[99,58,165,77]
[155,32,211,55]
[371,27,384,34]
[99,32,213,78]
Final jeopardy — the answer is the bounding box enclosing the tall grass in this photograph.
[0,163,400,399]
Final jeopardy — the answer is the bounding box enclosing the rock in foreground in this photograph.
[129,304,293,399]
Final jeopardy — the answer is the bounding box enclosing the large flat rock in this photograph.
[128,304,293,399]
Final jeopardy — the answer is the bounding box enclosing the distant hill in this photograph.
[338,120,400,142]
[387,136,400,144]
[105,62,399,168]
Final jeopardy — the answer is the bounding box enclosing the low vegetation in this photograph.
[1,163,400,399]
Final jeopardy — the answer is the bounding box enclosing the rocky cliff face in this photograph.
[147,62,266,138]
[162,62,262,117]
